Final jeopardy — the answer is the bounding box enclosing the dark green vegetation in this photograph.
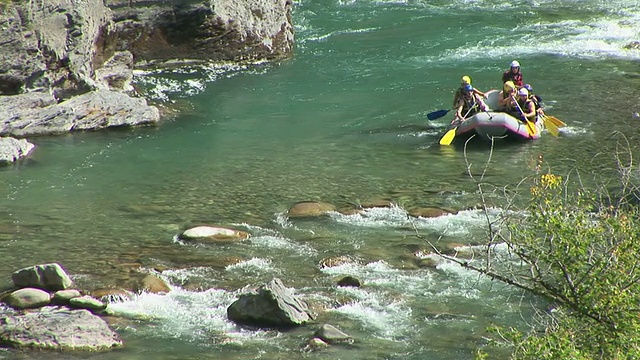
[469,138,640,359]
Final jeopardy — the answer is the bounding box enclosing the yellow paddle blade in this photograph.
[542,116,560,137]
[547,115,567,127]
[525,120,537,137]
[439,127,457,145]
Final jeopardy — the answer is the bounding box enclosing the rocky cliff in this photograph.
[0,0,294,162]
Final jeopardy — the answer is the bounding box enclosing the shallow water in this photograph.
[1,0,639,359]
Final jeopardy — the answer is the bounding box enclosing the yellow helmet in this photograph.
[503,81,516,91]
[461,76,471,85]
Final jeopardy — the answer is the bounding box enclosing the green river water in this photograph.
[1,0,639,359]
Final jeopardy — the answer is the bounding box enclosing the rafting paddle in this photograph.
[546,115,567,127]
[439,127,457,145]
[439,106,476,145]
[512,95,537,137]
[427,109,451,120]
[541,115,559,137]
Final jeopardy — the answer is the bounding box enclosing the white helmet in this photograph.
[510,60,521,68]
[518,88,529,96]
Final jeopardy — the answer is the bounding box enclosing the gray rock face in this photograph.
[12,263,73,291]
[105,0,294,64]
[0,308,122,351]
[0,0,294,148]
[0,137,35,164]
[227,278,314,327]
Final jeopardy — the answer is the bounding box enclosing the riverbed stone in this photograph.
[179,225,250,244]
[52,289,83,305]
[3,288,51,309]
[0,308,122,351]
[227,278,314,327]
[91,288,133,302]
[318,255,358,269]
[69,295,108,312]
[306,337,329,350]
[336,276,362,288]
[12,263,73,291]
[136,274,171,294]
[408,207,457,218]
[288,201,337,218]
[314,324,352,344]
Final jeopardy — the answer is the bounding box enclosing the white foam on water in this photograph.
[235,223,318,256]
[321,260,435,292]
[330,206,501,237]
[329,286,413,340]
[248,234,318,256]
[225,258,278,275]
[302,27,380,44]
[107,287,273,344]
[132,62,266,102]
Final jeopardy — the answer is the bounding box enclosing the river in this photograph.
[1,0,639,359]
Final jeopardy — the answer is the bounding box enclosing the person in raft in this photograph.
[509,87,536,122]
[453,84,488,123]
[523,83,546,117]
[497,80,517,112]
[452,75,487,108]
[502,60,523,87]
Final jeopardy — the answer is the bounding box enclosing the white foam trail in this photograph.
[225,258,278,275]
[330,206,500,236]
[107,287,272,344]
[235,223,318,255]
[302,27,380,43]
[321,260,435,292]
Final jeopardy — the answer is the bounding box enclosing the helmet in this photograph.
[518,88,529,96]
[464,84,473,93]
[524,84,533,92]
[461,75,471,85]
[503,81,516,91]
[510,60,521,68]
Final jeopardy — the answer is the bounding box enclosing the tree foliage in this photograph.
[474,147,640,359]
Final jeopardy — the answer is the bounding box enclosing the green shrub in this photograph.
[478,169,640,359]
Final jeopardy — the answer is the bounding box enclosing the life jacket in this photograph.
[502,70,523,87]
[461,94,480,116]
[530,94,542,110]
[515,98,534,121]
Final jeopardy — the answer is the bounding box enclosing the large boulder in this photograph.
[12,263,73,291]
[0,90,159,137]
[227,278,314,327]
[0,137,35,164]
[0,308,122,351]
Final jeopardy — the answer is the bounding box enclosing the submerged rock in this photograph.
[288,201,336,218]
[408,207,457,218]
[314,324,352,344]
[136,274,171,294]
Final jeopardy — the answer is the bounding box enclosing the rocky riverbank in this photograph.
[0,0,294,163]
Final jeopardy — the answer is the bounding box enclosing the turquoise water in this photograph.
[1,0,639,359]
